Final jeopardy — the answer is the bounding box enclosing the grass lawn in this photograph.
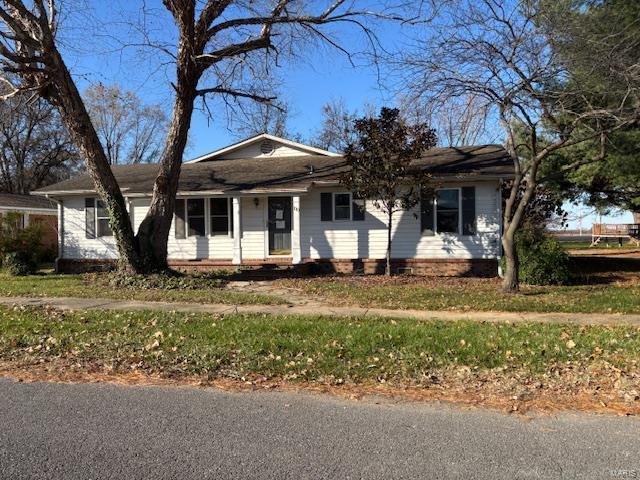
[1,305,639,387]
[279,276,640,314]
[0,272,284,306]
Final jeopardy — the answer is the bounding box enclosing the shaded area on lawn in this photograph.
[1,306,639,411]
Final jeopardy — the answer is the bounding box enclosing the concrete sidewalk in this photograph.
[1,295,639,326]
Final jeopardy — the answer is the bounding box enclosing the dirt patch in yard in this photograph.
[2,358,638,417]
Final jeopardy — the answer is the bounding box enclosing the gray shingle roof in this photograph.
[35,145,513,195]
[0,193,57,210]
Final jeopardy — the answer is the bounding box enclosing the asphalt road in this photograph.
[0,378,638,480]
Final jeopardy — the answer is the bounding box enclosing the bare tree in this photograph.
[0,91,78,193]
[312,99,381,152]
[397,0,639,292]
[0,0,412,273]
[233,99,289,139]
[84,83,168,165]
[400,93,498,147]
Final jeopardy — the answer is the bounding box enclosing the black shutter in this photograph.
[462,186,476,235]
[85,198,96,239]
[352,195,365,221]
[320,193,332,221]
[175,198,186,239]
[420,194,434,235]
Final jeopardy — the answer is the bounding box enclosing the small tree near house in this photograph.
[341,107,437,276]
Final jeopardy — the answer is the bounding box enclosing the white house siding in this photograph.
[217,142,312,160]
[60,196,234,260]
[59,180,500,262]
[60,196,119,259]
[300,182,501,260]
[130,198,233,260]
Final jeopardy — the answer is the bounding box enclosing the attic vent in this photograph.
[260,140,275,155]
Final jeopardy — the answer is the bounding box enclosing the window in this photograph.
[96,200,113,237]
[334,193,351,220]
[436,189,460,234]
[187,198,205,236]
[210,198,230,235]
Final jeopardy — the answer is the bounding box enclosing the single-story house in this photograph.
[34,133,514,276]
[0,193,58,252]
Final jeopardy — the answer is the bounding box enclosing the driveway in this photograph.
[0,378,638,479]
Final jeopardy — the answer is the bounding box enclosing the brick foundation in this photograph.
[56,257,498,277]
[307,258,498,277]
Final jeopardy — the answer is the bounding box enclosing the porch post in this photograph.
[232,197,242,265]
[292,195,302,264]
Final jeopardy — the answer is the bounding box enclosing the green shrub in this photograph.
[2,251,38,276]
[0,212,43,276]
[501,227,570,286]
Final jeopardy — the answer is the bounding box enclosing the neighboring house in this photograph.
[0,193,58,252]
[35,134,514,276]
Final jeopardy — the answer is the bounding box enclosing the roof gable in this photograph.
[186,133,340,163]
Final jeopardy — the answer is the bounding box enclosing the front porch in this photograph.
[228,194,303,265]
[166,193,304,265]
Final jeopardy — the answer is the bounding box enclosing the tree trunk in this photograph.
[501,228,519,293]
[633,212,640,224]
[134,22,199,273]
[385,210,393,276]
[47,50,142,272]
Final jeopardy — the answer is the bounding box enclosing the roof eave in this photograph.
[0,205,57,213]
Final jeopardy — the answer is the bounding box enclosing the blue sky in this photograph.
[61,1,402,158]
[59,1,631,228]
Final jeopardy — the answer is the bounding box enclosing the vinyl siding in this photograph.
[59,180,501,261]
[217,142,313,160]
[130,198,233,260]
[60,196,119,259]
[60,196,234,260]
[300,182,501,260]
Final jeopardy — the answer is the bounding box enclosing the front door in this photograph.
[268,197,292,255]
